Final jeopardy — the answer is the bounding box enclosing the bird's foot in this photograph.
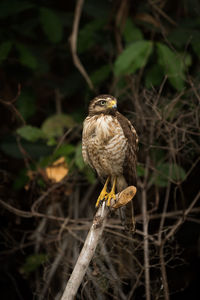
[106,191,116,207]
[96,177,110,208]
[95,190,108,208]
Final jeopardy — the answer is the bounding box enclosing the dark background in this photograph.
[0,0,200,299]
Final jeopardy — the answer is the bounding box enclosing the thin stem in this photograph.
[159,244,169,300]
[142,188,151,300]
[69,0,94,90]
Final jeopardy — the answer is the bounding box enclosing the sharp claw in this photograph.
[106,193,116,206]
[95,200,100,208]
[96,192,108,207]
[96,177,110,207]
[96,177,117,207]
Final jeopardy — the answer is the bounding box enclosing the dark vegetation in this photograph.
[0,0,200,299]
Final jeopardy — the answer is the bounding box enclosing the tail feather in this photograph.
[116,176,136,232]
[120,201,135,232]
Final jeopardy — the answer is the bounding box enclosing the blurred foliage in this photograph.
[0,0,200,299]
[0,0,199,196]
[152,163,186,187]
[114,40,153,76]
[20,253,48,275]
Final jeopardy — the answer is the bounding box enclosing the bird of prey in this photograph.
[82,95,138,230]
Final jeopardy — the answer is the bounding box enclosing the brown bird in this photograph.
[82,95,138,231]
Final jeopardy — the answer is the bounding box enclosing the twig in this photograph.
[164,190,200,242]
[60,186,136,300]
[188,77,200,103]
[0,83,25,125]
[158,190,200,299]
[32,205,54,252]
[100,242,127,300]
[128,269,143,300]
[69,0,94,91]
[55,88,63,114]
[159,244,169,300]
[0,198,67,222]
[142,188,151,300]
[0,198,33,218]
[39,238,69,300]
[158,181,171,244]
[149,0,177,26]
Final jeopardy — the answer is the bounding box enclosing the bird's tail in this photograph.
[120,201,135,232]
[116,176,136,232]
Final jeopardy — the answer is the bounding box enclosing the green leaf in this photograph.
[114,40,153,76]
[16,90,36,121]
[53,144,75,162]
[145,64,163,88]
[157,43,186,91]
[153,163,186,187]
[123,19,143,44]
[21,253,48,275]
[91,64,111,86]
[39,7,63,43]
[0,41,12,63]
[78,19,105,53]
[46,137,57,146]
[0,0,34,18]
[17,125,46,142]
[38,144,75,169]
[16,43,38,70]
[171,164,186,181]
[169,28,191,48]
[41,114,76,139]
[0,136,52,159]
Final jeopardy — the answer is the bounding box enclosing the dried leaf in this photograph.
[45,157,68,182]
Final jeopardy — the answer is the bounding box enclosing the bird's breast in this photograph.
[82,114,128,176]
[83,115,121,142]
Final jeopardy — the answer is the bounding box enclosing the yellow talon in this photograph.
[106,177,116,207]
[96,177,117,207]
[106,191,116,206]
[95,177,110,207]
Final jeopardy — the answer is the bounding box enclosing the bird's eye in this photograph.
[100,100,106,106]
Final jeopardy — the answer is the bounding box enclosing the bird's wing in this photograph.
[82,119,96,171]
[116,112,138,186]
[116,112,138,231]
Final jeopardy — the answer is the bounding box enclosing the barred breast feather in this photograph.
[82,114,128,184]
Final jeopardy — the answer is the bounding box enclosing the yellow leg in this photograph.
[106,177,116,206]
[96,177,110,207]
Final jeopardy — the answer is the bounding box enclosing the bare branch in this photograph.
[61,186,136,300]
[142,188,151,300]
[69,0,94,91]
[164,190,200,242]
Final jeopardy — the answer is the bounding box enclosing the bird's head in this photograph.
[88,95,117,115]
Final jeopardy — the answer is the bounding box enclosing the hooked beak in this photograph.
[107,99,117,109]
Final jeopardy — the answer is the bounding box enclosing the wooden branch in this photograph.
[69,0,94,91]
[60,186,136,300]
